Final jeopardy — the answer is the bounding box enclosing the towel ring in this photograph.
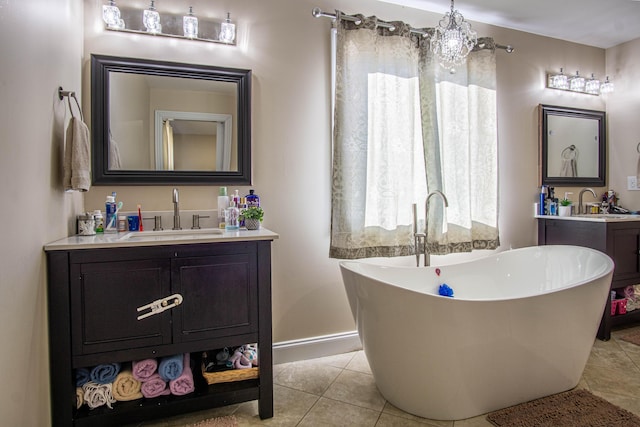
[58,86,84,122]
[562,144,578,160]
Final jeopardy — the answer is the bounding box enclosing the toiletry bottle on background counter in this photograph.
[539,185,547,216]
[225,201,240,230]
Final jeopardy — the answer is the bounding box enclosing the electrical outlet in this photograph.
[628,176,640,191]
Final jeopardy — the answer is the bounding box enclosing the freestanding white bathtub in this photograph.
[339,245,614,420]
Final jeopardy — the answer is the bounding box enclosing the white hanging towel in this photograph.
[63,117,91,192]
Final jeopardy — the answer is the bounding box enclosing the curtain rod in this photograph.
[312,7,514,53]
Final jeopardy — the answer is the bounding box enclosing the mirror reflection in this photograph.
[91,54,252,185]
[109,73,237,172]
[539,104,606,187]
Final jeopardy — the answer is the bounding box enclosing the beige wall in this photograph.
[81,0,616,345]
[1,0,635,423]
[607,38,640,209]
[0,0,84,425]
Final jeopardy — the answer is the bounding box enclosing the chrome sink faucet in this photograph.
[413,190,449,267]
[578,188,597,214]
[172,188,181,230]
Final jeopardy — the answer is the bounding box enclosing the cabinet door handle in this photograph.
[137,293,184,320]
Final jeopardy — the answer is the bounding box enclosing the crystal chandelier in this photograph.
[600,76,614,94]
[430,0,477,73]
[102,0,124,29]
[569,71,586,92]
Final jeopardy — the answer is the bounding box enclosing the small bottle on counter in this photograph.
[93,210,104,233]
[225,201,240,230]
[105,193,117,233]
[246,189,260,207]
[117,215,127,232]
[217,187,229,229]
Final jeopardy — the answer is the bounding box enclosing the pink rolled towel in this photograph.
[169,354,195,396]
[140,373,170,399]
[132,359,158,382]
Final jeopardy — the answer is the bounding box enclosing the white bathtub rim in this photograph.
[339,245,614,303]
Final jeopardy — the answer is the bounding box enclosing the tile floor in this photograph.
[133,324,640,426]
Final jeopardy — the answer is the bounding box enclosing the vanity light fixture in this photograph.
[430,0,477,73]
[569,71,586,92]
[600,76,614,94]
[183,6,198,39]
[101,1,236,45]
[102,0,124,29]
[219,13,236,44]
[547,69,614,96]
[584,74,601,95]
[548,68,569,90]
[143,0,161,34]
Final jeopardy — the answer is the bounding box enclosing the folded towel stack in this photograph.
[112,368,143,402]
[90,362,121,384]
[75,354,194,408]
[169,354,195,396]
[132,359,158,382]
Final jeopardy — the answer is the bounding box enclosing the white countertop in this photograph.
[44,227,279,251]
[535,214,640,223]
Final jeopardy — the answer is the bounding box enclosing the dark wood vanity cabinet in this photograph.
[538,219,640,340]
[47,240,274,426]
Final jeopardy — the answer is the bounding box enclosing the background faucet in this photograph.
[413,191,449,267]
[578,188,597,214]
[172,188,181,230]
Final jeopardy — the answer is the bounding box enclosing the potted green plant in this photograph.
[559,198,572,217]
[242,206,264,230]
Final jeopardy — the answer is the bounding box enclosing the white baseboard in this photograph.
[272,331,362,364]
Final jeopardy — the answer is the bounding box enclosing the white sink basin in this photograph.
[120,228,223,240]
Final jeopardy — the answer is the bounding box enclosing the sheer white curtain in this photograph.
[330,15,499,259]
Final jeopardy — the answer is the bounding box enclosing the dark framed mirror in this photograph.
[539,104,606,187]
[91,54,251,185]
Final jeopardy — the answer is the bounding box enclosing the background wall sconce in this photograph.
[219,13,236,44]
[547,68,613,96]
[101,1,236,45]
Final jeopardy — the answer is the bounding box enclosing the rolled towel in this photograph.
[132,359,158,382]
[76,387,84,409]
[82,381,116,409]
[169,354,194,396]
[75,368,90,387]
[158,354,183,381]
[112,369,143,402]
[140,373,170,399]
[90,362,121,385]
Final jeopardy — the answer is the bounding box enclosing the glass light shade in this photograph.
[143,1,161,34]
[430,1,477,72]
[183,7,198,38]
[569,71,586,92]
[584,74,601,95]
[549,68,569,90]
[102,1,121,28]
[219,13,236,43]
[600,76,614,94]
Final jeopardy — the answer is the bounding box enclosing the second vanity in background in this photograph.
[537,214,640,340]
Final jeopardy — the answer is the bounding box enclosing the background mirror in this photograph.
[91,54,251,185]
[539,104,606,187]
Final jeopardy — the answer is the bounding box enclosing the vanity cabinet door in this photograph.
[610,226,640,283]
[70,258,172,356]
[172,252,258,342]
